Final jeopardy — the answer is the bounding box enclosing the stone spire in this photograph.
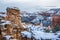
[5,7,25,40]
[5,7,24,29]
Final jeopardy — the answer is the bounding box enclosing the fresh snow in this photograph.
[21,24,60,40]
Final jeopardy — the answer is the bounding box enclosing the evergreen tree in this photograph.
[52,24,60,33]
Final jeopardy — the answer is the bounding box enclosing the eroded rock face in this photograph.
[4,7,25,40]
[5,7,24,29]
[51,15,60,29]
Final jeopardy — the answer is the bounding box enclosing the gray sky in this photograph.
[0,0,60,12]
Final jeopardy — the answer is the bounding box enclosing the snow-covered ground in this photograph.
[21,24,60,40]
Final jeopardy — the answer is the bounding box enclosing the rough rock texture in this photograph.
[5,7,25,40]
[51,15,60,29]
[5,7,24,29]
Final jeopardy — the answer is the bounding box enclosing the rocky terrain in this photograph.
[0,8,60,40]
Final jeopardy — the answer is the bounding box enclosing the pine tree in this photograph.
[52,24,60,33]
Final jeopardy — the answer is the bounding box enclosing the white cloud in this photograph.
[1,0,60,7]
[0,0,60,12]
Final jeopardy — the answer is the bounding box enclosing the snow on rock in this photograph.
[4,35,12,40]
[56,31,60,35]
[27,24,46,32]
[47,10,55,13]
[42,20,51,27]
[32,31,57,39]
[41,33,57,39]
[47,17,52,21]
[32,31,44,39]
[31,15,44,24]
[0,13,6,17]
[56,11,60,15]
[21,24,60,40]
[1,21,11,25]
[2,32,6,36]
[31,18,40,24]
[21,31,32,38]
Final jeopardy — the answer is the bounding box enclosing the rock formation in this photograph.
[5,7,24,29]
[5,7,25,40]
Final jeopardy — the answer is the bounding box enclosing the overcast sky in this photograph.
[0,0,60,12]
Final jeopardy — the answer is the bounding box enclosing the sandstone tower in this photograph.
[5,7,24,29]
[5,7,25,40]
